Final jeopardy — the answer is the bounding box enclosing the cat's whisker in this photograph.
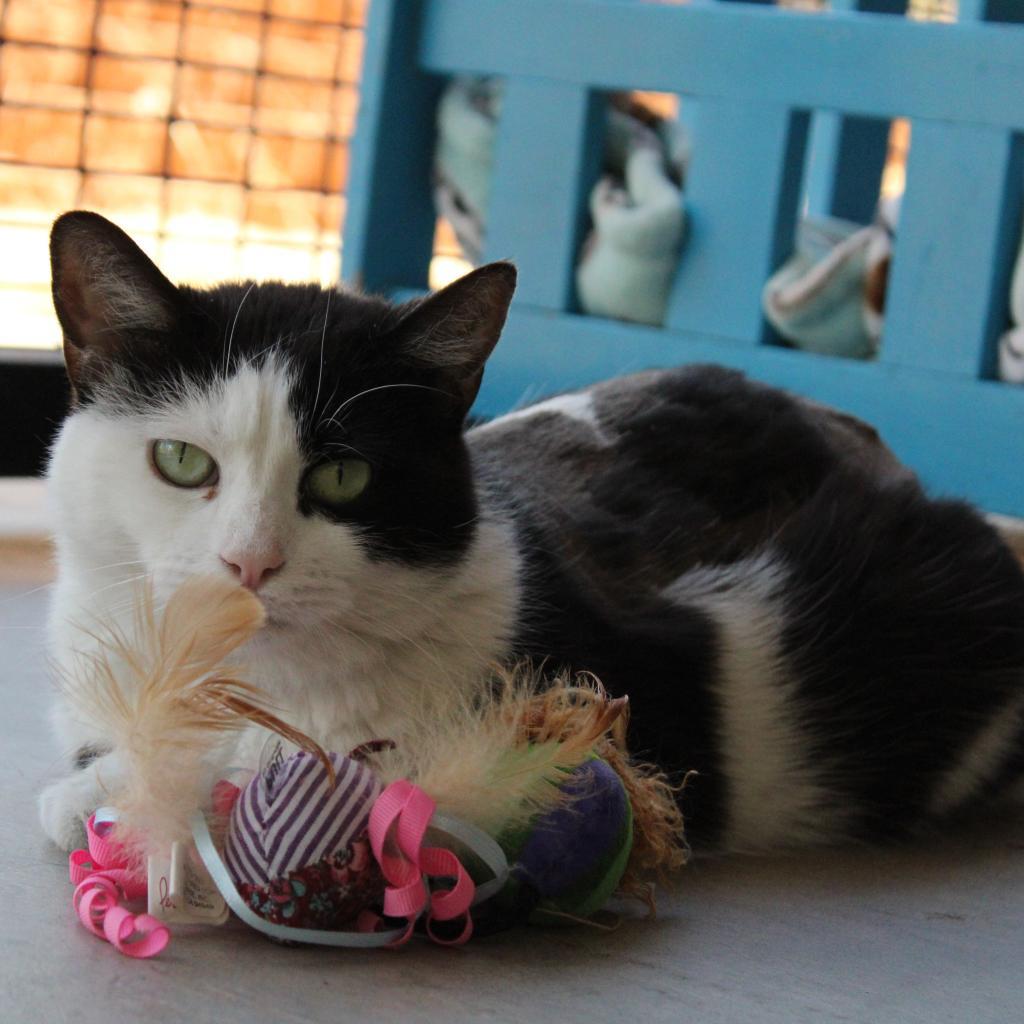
[80,559,148,573]
[313,619,369,654]
[0,580,56,606]
[0,555,145,611]
[77,572,151,606]
[222,281,257,376]
[310,382,339,436]
[248,336,289,365]
[320,440,371,461]
[360,598,483,667]
[341,606,452,671]
[319,383,449,431]
[312,287,332,418]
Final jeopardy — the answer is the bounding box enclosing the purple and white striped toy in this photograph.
[223,750,386,929]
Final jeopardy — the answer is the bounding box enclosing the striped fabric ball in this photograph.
[224,751,382,889]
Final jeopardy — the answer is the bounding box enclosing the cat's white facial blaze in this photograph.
[52,358,358,627]
[46,355,521,772]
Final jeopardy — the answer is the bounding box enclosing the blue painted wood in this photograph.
[665,100,808,342]
[472,306,1024,515]
[483,81,604,311]
[804,0,905,225]
[341,0,441,292]
[961,0,1024,23]
[419,0,1024,130]
[881,121,1021,377]
[961,0,1024,271]
[350,0,1024,513]
[806,112,890,223]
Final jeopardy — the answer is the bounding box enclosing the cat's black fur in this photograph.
[50,211,1024,851]
[471,368,1024,846]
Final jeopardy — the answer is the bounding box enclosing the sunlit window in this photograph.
[0,0,366,351]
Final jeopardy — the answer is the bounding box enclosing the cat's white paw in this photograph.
[38,771,101,851]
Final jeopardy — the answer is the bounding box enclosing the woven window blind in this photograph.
[0,0,366,350]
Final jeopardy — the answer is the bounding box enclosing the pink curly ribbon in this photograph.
[366,780,475,946]
[68,813,169,959]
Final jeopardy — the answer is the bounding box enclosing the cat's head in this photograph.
[48,211,516,637]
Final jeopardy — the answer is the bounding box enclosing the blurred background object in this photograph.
[0,0,956,356]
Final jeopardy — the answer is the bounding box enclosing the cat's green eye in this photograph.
[305,458,372,507]
[152,439,218,488]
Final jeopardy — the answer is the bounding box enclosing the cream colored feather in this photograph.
[62,576,328,861]
[373,668,627,837]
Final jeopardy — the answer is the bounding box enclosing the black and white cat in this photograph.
[38,211,1024,854]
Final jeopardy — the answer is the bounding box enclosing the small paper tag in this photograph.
[147,850,174,919]
[147,841,229,926]
[258,734,301,791]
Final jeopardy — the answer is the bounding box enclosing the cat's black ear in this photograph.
[391,261,517,415]
[50,211,181,387]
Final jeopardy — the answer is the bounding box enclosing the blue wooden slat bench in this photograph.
[342,0,1024,515]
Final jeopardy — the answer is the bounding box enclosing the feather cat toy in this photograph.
[62,576,687,957]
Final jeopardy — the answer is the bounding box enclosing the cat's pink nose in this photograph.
[220,549,285,591]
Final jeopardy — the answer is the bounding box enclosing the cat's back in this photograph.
[468,364,909,585]
[469,366,1024,852]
